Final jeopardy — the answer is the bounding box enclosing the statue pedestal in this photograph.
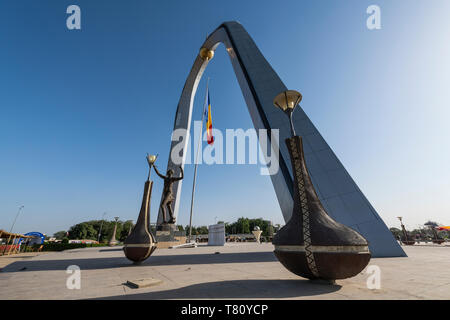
[155,223,186,249]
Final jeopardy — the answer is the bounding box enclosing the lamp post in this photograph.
[97,212,107,243]
[9,205,24,234]
[2,205,24,256]
[273,90,302,137]
[108,216,120,246]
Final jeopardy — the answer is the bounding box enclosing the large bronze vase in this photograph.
[123,180,157,263]
[273,136,371,280]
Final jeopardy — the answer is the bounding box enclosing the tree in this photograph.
[68,222,97,240]
[231,217,250,234]
[248,218,269,236]
[179,218,276,236]
[119,220,134,241]
[223,218,273,235]
[190,226,198,235]
[53,231,67,240]
[197,226,208,234]
[389,227,402,239]
[66,219,130,242]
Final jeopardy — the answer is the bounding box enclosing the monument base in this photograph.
[155,223,186,249]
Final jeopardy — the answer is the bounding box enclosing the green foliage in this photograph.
[53,231,67,240]
[197,226,208,234]
[390,227,402,239]
[224,218,271,236]
[119,220,134,241]
[64,217,278,243]
[390,224,450,241]
[68,222,97,240]
[183,225,208,235]
[66,219,135,243]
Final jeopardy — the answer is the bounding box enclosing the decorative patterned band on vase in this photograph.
[288,137,319,277]
[124,243,156,248]
[274,245,370,253]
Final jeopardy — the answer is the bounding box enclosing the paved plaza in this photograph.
[0,243,449,300]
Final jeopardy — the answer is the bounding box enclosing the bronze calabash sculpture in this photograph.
[272,90,371,281]
[123,154,158,264]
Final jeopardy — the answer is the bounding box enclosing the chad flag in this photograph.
[206,90,214,145]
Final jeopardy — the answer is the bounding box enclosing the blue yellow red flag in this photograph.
[206,90,214,145]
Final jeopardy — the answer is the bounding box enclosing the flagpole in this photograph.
[188,77,209,243]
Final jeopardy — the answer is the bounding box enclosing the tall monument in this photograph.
[158,21,405,258]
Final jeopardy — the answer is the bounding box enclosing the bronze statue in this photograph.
[153,165,184,224]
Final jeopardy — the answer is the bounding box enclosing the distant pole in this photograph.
[98,212,107,242]
[9,205,24,234]
[2,205,23,256]
[188,78,209,243]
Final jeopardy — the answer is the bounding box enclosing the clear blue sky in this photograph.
[1,0,449,235]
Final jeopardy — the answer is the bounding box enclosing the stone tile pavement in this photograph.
[0,243,449,299]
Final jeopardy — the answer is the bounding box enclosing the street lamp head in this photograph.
[114,217,119,222]
[273,90,303,137]
[146,154,158,181]
[146,154,158,166]
[273,90,302,114]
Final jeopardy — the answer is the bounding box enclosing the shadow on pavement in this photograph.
[1,251,278,273]
[93,279,342,299]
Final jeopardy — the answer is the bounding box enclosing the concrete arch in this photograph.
[158,21,405,257]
